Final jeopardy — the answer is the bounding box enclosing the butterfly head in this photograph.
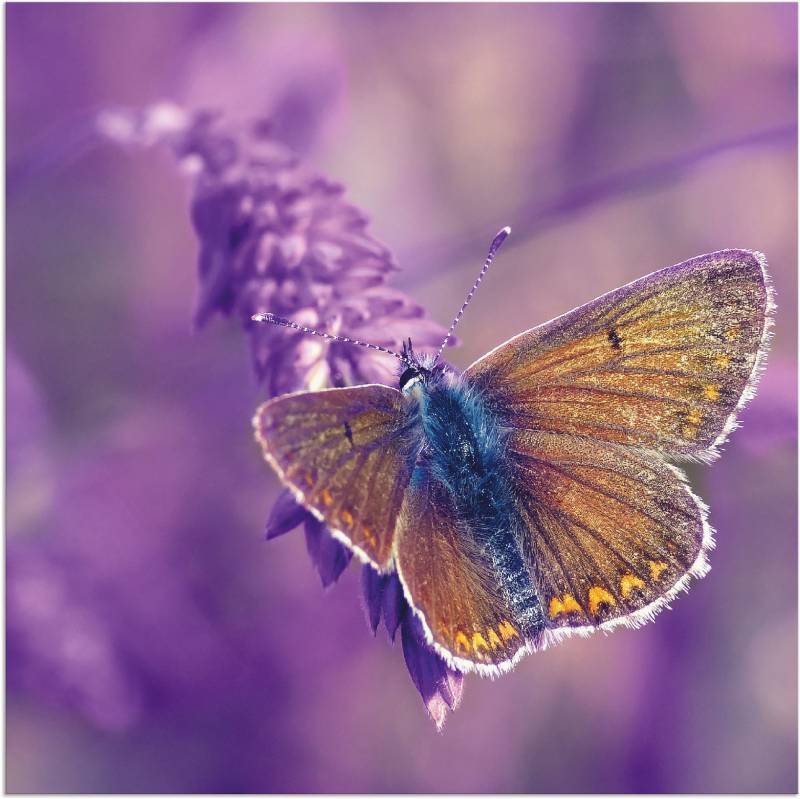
[399,339,443,394]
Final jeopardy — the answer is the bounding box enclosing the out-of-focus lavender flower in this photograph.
[726,360,797,458]
[99,103,449,394]
[7,350,54,537]
[98,103,461,727]
[7,545,145,732]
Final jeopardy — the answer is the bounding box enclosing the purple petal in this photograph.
[424,693,450,731]
[381,573,407,641]
[265,489,308,540]
[438,667,464,712]
[360,566,388,635]
[304,517,352,588]
[400,614,465,731]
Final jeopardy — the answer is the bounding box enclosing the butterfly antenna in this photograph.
[251,312,411,365]
[435,226,511,361]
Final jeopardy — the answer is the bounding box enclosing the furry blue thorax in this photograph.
[410,371,505,504]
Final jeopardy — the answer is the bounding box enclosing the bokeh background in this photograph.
[6,3,797,793]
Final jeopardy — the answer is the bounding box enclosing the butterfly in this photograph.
[252,228,774,675]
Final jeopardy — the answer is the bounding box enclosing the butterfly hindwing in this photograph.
[394,465,530,670]
[464,250,773,460]
[509,431,709,640]
[253,385,421,569]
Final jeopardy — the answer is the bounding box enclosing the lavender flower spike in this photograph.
[99,104,462,728]
[99,104,450,395]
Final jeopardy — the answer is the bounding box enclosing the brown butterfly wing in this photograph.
[253,385,421,569]
[508,431,709,640]
[394,468,529,672]
[464,250,774,460]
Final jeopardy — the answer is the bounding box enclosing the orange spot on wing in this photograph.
[361,526,377,547]
[588,586,616,616]
[320,488,333,507]
[340,509,354,527]
[303,473,315,488]
[724,325,740,340]
[649,560,668,580]
[455,631,471,654]
[472,632,490,656]
[497,620,520,642]
[548,593,582,619]
[620,573,646,598]
[703,384,720,401]
[681,409,703,440]
[487,628,502,649]
[715,355,730,369]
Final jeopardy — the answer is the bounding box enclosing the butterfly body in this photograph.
[254,249,774,675]
[401,363,548,643]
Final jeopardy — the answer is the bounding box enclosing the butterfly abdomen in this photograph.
[419,376,546,638]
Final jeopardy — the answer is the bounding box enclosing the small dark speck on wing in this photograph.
[344,420,354,447]
[607,328,622,349]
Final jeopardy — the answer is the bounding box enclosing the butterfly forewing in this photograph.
[509,431,709,638]
[254,385,421,569]
[465,250,773,460]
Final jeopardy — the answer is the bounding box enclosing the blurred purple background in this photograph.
[6,3,797,793]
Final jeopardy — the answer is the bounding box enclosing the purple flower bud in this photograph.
[264,489,308,540]
[360,566,388,636]
[303,517,352,588]
[400,614,465,731]
[381,572,406,641]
